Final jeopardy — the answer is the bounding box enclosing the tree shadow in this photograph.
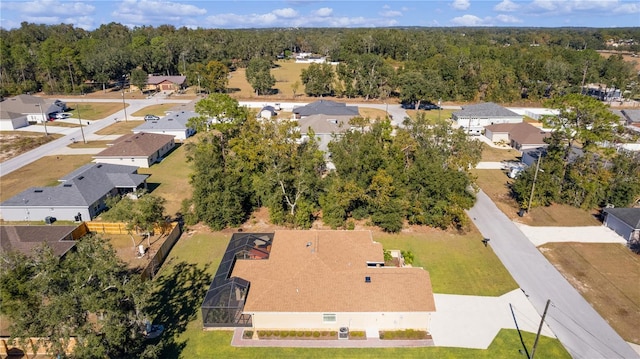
[147,261,210,358]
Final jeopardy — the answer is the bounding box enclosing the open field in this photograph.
[0,155,93,202]
[472,169,601,226]
[0,131,62,162]
[359,107,389,120]
[148,227,567,358]
[94,120,144,135]
[540,242,640,344]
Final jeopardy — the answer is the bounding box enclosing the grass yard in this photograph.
[374,231,518,296]
[66,102,126,120]
[404,109,454,122]
[0,155,93,202]
[94,120,144,135]
[472,169,600,226]
[481,145,521,162]
[67,140,111,149]
[149,228,568,359]
[138,143,193,217]
[540,242,640,344]
[359,107,389,121]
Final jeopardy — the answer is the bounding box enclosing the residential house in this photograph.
[484,122,550,151]
[618,109,640,131]
[132,110,196,141]
[258,105,278,120]
[0,163,148,222]
[93,132,175,168]
[146,75,187,92]
[201,231,436,334]
[603,208,640,244]
[0,94,66,124]
[0,225,82,258]
[0,109,29,130]
[293,100,360,152]
[452,102,523,135]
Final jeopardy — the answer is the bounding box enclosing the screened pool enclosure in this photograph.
[201,232,274,327]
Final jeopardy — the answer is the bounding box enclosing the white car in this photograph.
[55,112,72,119]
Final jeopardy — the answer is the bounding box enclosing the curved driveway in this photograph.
[468,190,638,358]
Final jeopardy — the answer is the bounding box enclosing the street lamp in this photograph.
[527,152,544,214]
[438,98,442,121]
[35,103,49,136]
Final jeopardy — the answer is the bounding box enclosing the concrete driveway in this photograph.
[516,223,627,246]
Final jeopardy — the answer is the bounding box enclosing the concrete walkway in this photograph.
[430,289,554,349]
[515,223,627,246]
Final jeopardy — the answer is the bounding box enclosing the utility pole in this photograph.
[77,105,86,144]
[122,90,128,122]
[527,153,543,214]
[35,103,49,136]
[531,299,551,359]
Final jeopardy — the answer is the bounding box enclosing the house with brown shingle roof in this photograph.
[93,132,175,168]
[0,225,80,258]
[484,122,550,151]
[201,231,436,334]
[146,75,186,92]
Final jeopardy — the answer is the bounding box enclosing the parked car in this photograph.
[144,114,160,121]
[55,112,72,119]
[400,102,441,110]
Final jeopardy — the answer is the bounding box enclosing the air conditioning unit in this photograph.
[338,326,349,339]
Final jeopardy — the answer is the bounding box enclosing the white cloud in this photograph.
[115,0,206,20]
[495,14,522,23]
[380,10,402,17]
[451,0,471,10]
[313,7,333,17]
[494,0,519,12]
[2,0,95,16]
[613,2,640,13]
[450,14,487,25]
[272,8,298,18]
[528,0,632,14]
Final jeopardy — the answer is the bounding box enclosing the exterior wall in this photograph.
[0,116,29,130]
[93,157,152,168]
[0,206,91,222]
[454,116,522,129]
[133,129,189,141]
[484,130,509,143]
[250,311,431,332]
[604,214,634,242]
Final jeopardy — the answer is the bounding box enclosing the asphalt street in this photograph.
[468,190,639,359]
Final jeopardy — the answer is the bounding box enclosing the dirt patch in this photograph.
[540,242,640,344]
[0,132,60,162]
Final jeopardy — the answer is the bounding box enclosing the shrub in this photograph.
[289,330,297,337]
[330,331,337,337]
[346,219,355,230]
[304,331,312,337]
[321,331,329,337]
[313,331,321,338]
[281,331,289,337]
[243,330,253,339]
[296,331,305,337]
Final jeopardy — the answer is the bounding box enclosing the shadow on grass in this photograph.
[148,261,210,358]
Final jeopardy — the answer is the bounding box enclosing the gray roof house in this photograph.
[603,208,640,244]
[0,94,66,124]
[133,110,197,140]
[452,102,523,135]
[293,100,360,153]
[0,109,29,131]
[292,100,359,118]
[0,163,148,222]
[0,225,80,258]
[93,132,175,168]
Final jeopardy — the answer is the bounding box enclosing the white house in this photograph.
[93,132,175,168]
[452,102,523,135]
[0,94,67,124]
[0,110,29,130]
[201,231,436,334]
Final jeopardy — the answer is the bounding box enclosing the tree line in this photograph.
[180,94,482,232]
[1,23,638,104]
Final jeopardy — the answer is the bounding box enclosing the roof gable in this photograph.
[454,102,521,118]
[147,75,186,85]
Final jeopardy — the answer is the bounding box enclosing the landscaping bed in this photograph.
[380,329,431,340]
[243,330,338,340]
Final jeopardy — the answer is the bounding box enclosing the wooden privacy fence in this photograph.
[85,221,129,234]
[0,337,76,357]
[141,222,181,280]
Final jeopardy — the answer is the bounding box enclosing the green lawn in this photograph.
[374,232,518,296]
[149,230,567,358]
[66,102,125,120]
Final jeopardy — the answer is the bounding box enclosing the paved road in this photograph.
[0,97,191,176]
[468,190,638,359]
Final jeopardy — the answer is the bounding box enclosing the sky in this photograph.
[0,0,639,30]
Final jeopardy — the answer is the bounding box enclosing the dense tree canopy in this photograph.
[0,235,158,358]
[1,23,638,102]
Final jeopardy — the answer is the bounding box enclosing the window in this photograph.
[323,313,336,323]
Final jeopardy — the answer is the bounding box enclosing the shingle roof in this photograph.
[1,163,148,207]
[604,208,640,229]
[0,95,64,114]
[485,122,550,145]
[147,75,186,85]
[454,102,521,118]
[232,230,435,313]
[0,225,77,257]
[298,115,352,134]
[94,132,174,158]
[293,100,359,117]
[621,110,640,123]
